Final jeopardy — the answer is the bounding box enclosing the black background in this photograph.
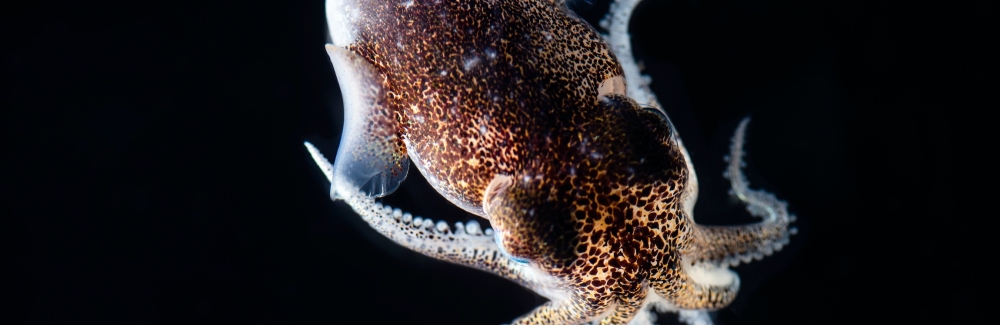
[7,0,991,324]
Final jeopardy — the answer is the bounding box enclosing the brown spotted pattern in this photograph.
[347,0,622,214]
[319,0,796,324]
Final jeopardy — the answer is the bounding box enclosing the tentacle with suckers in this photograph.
[684,118,798,267]
[306,141,528,281]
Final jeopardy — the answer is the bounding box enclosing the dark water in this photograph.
[7,0,987,324]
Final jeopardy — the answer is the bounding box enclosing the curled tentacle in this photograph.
[685,118,797,267]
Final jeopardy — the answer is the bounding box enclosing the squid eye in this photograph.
[643,106,670,124]
[641,106,677,140]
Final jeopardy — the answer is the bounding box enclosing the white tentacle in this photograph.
[601,0,659,109]
[306,141,532,283]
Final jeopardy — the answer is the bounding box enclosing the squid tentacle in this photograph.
[509,294,609,325]
[305,141,527,280]
[651,262,740,310]
[600,0,659,109]
[598,291,647,325]
[687,118,798,267]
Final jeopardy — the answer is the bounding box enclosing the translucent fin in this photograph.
[326,44,409,199]
[325,0,359,47]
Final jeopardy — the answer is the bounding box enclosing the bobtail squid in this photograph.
[304,0,796,324]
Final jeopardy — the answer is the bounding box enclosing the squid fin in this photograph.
[326,44,408,199]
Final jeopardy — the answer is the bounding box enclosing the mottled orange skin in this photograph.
[316,0,796,324]
[348,0,622,212]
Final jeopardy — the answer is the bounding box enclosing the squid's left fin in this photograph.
[324,44,409,199]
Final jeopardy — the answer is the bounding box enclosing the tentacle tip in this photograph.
[790,227,799,235]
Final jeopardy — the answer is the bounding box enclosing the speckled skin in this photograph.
[348,0,624,215]
[310,0,796,324]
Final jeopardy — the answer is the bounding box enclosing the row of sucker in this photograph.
[383,204,495,238]
[713,118,797,267]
